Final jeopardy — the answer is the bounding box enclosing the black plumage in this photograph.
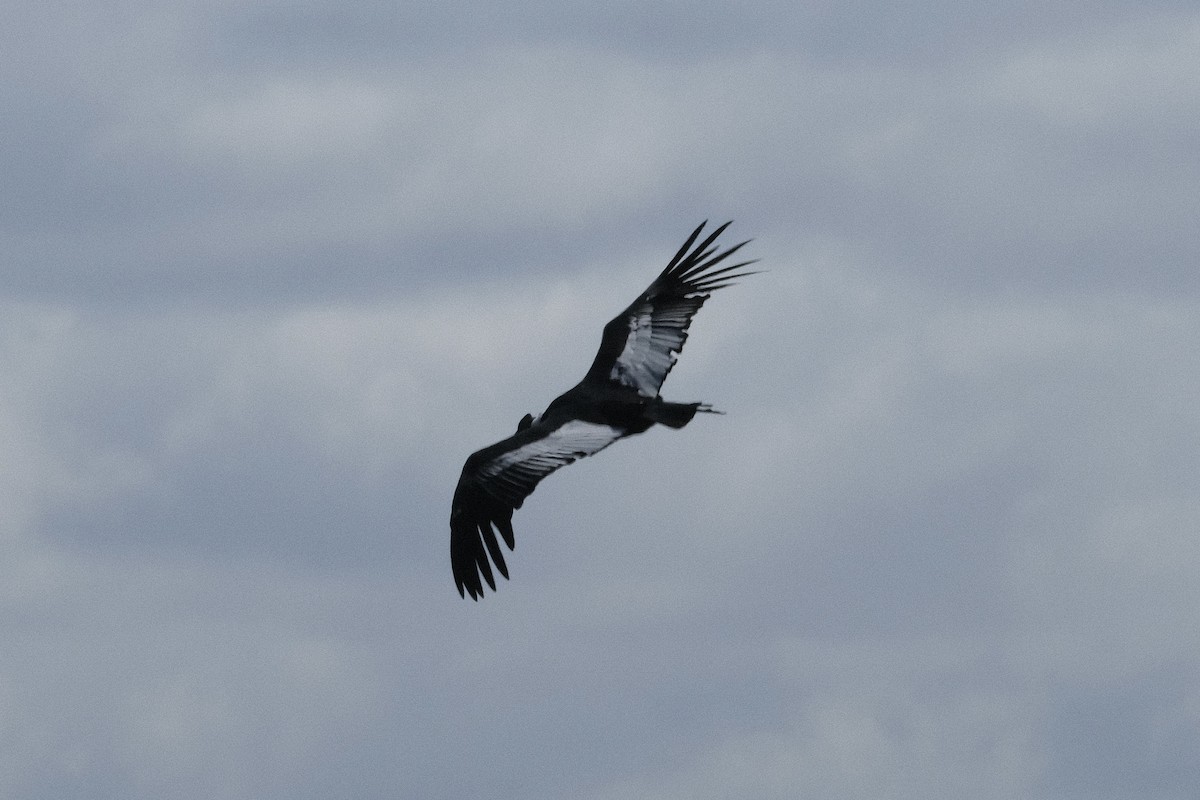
[450,221,757,599]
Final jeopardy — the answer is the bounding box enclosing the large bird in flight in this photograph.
[450,221,757,599]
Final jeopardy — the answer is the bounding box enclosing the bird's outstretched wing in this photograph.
[582,221,757,398]
[451,418,625,599]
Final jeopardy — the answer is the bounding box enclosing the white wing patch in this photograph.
[610,305,688,397]
[480,420,624,485]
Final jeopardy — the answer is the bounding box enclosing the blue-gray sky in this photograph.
[3,2,1199,798]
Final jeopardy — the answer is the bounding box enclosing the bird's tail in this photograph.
[647,400,724,429]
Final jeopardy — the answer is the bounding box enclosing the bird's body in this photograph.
[450,221,756,599]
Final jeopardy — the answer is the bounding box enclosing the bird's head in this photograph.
[517,413,534,432]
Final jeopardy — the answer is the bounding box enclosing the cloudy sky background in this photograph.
[3,1,1199,797]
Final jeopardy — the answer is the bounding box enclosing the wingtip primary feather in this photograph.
[665,221,709,271]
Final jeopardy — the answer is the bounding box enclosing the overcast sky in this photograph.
[3,2,1199,798]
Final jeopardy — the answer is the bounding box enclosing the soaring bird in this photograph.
[450,221,757,599]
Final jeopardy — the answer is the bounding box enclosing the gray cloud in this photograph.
[2,2,1198,798]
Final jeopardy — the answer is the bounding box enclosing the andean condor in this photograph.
[450,221,757,599]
